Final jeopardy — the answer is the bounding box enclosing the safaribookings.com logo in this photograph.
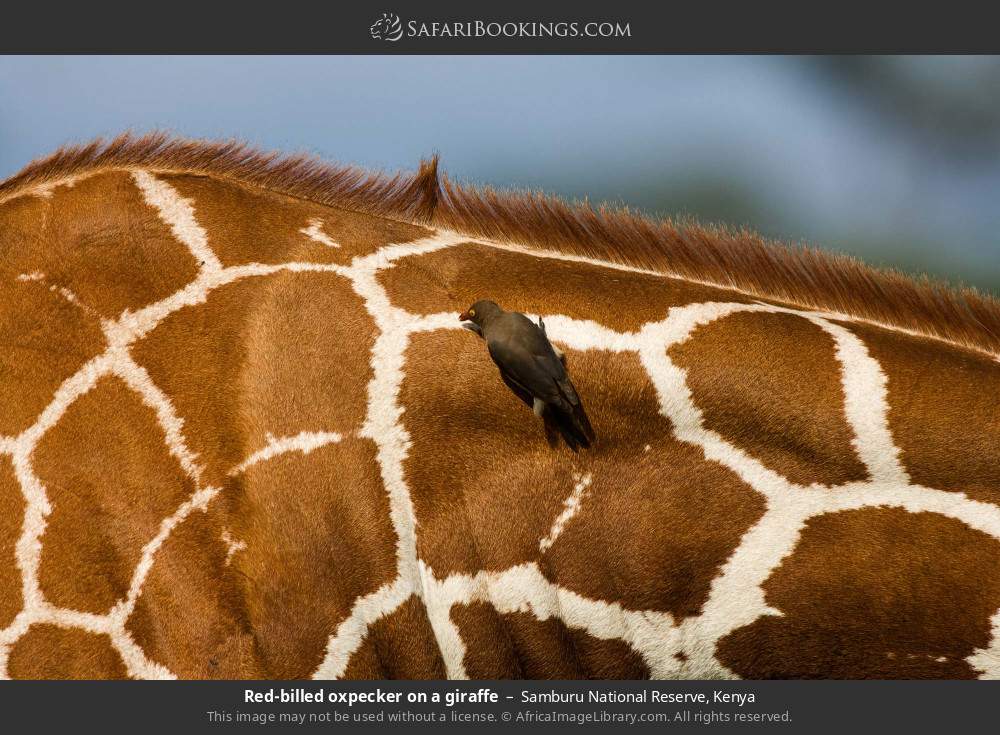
[369,13,631,42]
[370,13,404,41]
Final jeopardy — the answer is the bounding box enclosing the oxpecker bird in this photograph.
[459,300,596,451]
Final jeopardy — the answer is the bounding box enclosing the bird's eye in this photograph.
[469,309,476,317]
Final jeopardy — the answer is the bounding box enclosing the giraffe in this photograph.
[0,134,999,680]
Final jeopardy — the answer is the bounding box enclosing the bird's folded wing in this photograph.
[498,367,535,409]
[488,340,563,402]
[553,373,582,407]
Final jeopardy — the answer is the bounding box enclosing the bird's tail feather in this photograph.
[572,402,596,445]
[545,401,594,451]
[542,410,562,449]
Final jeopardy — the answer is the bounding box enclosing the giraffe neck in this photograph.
[0,163,998,680]
[4,133,999,359]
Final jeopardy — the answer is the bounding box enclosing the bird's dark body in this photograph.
[484,312,575,408]
[460,301,596,450]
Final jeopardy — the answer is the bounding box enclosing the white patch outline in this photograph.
[416,561,680,679]
[220,529,248,567]
[300,218,341,249]
[15,272,99,318]
[27,175,82,199]
[130,170,223,273]
[969,609,1000,679]
[539,473,593,553]
[229,431,343,476]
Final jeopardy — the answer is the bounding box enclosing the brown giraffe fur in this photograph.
[0,134,998,680]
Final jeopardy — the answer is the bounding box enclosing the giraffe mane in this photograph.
[2,131,998,357]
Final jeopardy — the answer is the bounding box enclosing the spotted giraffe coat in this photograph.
[1,136,998,679]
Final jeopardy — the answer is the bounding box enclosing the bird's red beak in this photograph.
[459,311,470,321]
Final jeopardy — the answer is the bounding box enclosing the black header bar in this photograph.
[1,1,998,54]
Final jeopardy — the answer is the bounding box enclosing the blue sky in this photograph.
[2,56,997,291]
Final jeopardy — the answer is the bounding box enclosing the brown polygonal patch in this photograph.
[34,376,194,615]
[0,457,24,628]
[342,597,446,679]
[133,276,264,486]
[401,329,580,577]
[845,323,1000,505]
[671,311,869,488]
[8,625,128,679]
[716,507,1000,679]
[452,602,649,679]
[163,174,432,266]
[541,355,767,617]
[0,171,199,318]
[134,271,370,487]
[126,503,264,679]
[239,269,374,454]
[229,439,398,679]
[380,243,754,332]
[0,280,105,436]
[402,332,765,617]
